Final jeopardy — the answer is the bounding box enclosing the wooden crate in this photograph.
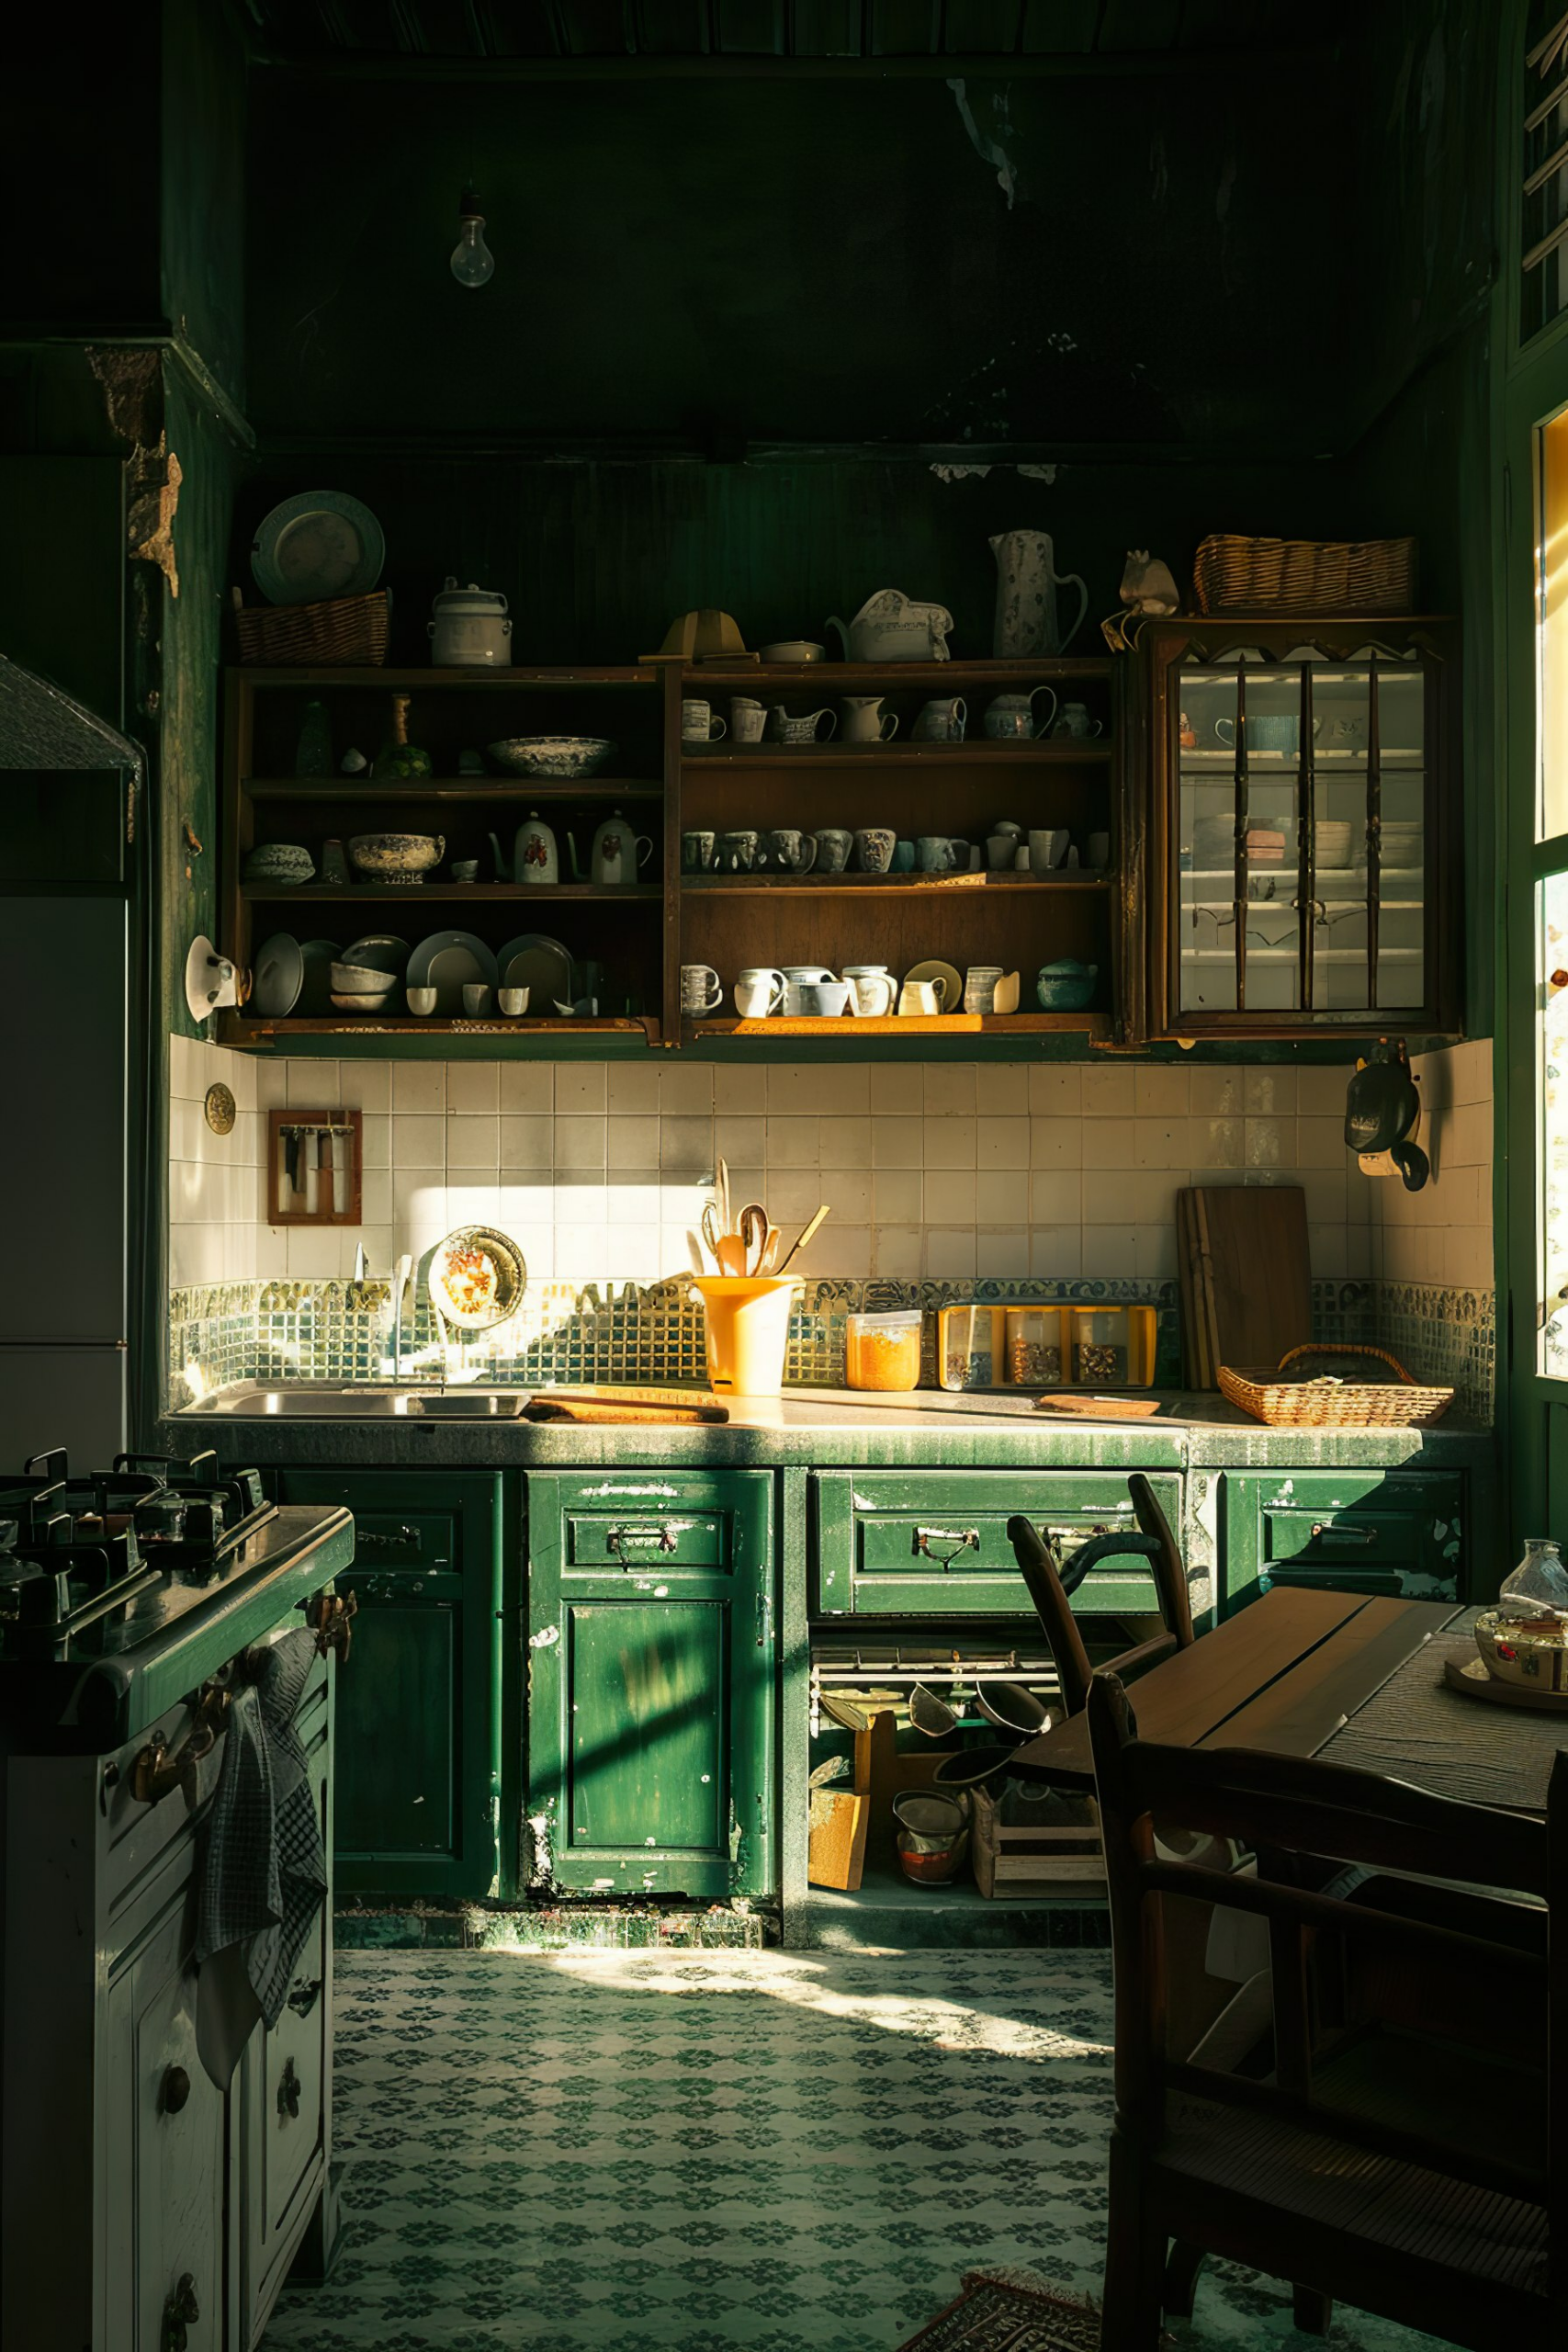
[970,1781,1105,1898]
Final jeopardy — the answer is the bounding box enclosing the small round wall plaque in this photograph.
[204,1081,236,1136]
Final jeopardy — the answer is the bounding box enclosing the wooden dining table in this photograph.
[1008,1587,1568,1817]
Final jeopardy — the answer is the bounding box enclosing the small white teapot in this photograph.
[590,808,654,887]
[827,589,953,662]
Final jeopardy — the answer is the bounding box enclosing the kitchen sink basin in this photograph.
[186,1385,524,1419]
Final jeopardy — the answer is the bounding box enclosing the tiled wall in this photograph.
[168,1038,1495,1290]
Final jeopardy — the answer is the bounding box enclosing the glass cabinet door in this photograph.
[1166,634,1440,1028]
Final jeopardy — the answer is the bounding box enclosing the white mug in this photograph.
[843,966,897,1016]
[735,966,787,1018]
[911,696,967,743]
[964,965,1004,1013]
[680,963,724,1012]
[682,698,727,743]
[729,697,767,744]
[1052,701,1103,740]
[899,978,948,1015]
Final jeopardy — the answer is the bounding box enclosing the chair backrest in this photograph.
[1007,1474,1196,1718]
[1086,1668,1563,2287]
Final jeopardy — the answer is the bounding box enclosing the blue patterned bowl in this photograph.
[486,736,616,778]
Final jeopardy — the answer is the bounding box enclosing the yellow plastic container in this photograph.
[692,1276,801,1396]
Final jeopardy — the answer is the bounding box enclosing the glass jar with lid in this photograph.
[845,1309,923,1392]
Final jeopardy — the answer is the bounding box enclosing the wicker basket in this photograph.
[1219,1343,1452,1429]
[1192,535,1417,616]
[232,588,390,668]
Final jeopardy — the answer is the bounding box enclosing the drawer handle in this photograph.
[1310,1521,1377,1547]
[162,2064,191,2116]
[912,1525,980,1566]
[132,1686,230,1805]
[606,1521,680,1557]
[310,1589,358,1662]
[277,2056,302,2120]
[162,2275,199,2352]
[287,1977,323,2019]
[359,1525,419,1550]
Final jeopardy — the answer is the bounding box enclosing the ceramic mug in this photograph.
[899,978,948,1015]
[716,829,759,872]
[680,964,724,1013]
[682,830,716,873]
[813,827,854,874]
[843,964,897,1017]
[798,978,852,1018]
[916,835,967,873]
[499,987,529,1016]
[1012,844,1032,871]
[729,697,767,744]
[891,839,916,873]
[451,858,479,884]
[760,640,824,662]
[854,826,896,873]
[986,833,1016,870]
[762,827,818,874]
[773,707,837,745]
[911,696,966,743]
[840,696,899,743]
[682,698,727,743]
[1052,701,1103,740]
[964,965,1004,1013]
[783,964,837,1014]
[1029,827,1068,871]
[984,685,1058,741]
[735,966,788,1018]
[462,984,492,1016]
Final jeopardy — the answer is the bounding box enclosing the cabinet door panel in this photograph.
[336,1589,458,1858]
[569,1600,725,1854]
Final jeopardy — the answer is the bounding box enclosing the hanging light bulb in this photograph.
[450,189,494,288]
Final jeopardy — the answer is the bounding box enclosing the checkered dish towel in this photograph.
[196,1627,327,2028]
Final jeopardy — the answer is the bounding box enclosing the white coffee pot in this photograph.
[589,808,654,886]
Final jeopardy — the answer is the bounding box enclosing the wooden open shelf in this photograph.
[682,742,1111,766]
[244,777,663,801]
[242,882,662,904]
[221,1014,659,1044]
[232,665,660,689]
[681,872,1108,895]
[682,658,1114,690]
[689,1012,1110,1038]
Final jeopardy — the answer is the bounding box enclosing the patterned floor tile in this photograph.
[263,1951,1441,2352]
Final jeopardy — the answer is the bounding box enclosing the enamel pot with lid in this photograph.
[429,578,512,667]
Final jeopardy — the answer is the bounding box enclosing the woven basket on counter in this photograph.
[232,587,390,668]
[1192,534,1417,616]
[1219,1343,1453,1429]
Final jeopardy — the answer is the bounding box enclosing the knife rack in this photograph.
[267,1108,363,1226]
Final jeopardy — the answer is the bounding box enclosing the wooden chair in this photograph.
[1086,1668,1558,2349]
[1007,1471,1195,1722]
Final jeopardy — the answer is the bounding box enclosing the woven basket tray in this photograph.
[233,588,390,668]
[1192,534,1416,616]
[1219,1343,1453,1429]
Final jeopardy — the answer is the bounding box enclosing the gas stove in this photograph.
[0,1446,354,1747]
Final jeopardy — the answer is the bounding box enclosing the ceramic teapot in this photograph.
[586,808,654,887]
[827,589,953,663]
[490,811,563,887]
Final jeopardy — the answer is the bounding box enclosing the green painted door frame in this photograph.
[1499,1,1568,1555]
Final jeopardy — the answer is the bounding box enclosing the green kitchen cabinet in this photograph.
[812,1469,1182,1617]
[274,1469,503,1899]
[1219,1469,1465,1611]
[525,1470,774,1900]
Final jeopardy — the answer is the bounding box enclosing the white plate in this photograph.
[251,491,385,605]
[405,930,500,1016]
[253,933,304,1019]
[496,932,574,1006]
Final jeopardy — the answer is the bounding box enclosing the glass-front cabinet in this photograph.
[1138,618,1458,1036]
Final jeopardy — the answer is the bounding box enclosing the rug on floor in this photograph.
[897,2269,1102,2349]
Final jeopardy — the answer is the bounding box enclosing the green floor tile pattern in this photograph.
[263,1951,1441,2352]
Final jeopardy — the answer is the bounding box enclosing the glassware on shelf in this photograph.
[1070,1306,1157,1388]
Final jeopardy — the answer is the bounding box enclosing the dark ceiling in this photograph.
[235,0,1357,67]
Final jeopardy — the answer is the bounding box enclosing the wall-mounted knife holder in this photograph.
[267,1108,363,1227]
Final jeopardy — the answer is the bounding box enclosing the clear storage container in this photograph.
[938,1303,1005,1390]
[1006,1306,1066,1387]
[1070,1305,1158,1387]
[845,1309,924,1392]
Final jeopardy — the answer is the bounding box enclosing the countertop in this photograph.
[164,1385,1494,1474]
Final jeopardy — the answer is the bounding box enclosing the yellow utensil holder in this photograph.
[692,1275,801,1396]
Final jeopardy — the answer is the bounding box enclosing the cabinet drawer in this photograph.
[533,1472,766,1591]
[814,1470,1179,1616]
[564,1506,728,1571]
[1223,1470,1464,1607]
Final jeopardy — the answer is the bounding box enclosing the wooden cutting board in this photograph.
[1185,1184,1313,1377]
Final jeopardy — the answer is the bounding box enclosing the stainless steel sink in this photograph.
[186,1385,524,1419]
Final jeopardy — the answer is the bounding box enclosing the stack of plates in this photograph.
[1245,829,1286,865]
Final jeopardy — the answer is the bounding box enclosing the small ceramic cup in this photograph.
[499,988,529,1016]
[716,830,759,872]
[681,964,724,1014]
[763,828,818,874]
[891,839,916,873]
[899,978,948,1014]
[1012,844,1032,872]
[854,827,896,874]
[406,987,438,1016]
[773,707,837,745]
[450,858,479,884]
[911,697,966,743]
[682,698,727,744]
[987,833,1016,871]
[1029,827,1068,871]
[813,828,853,874]
[1052,701,1103,740]
[964,965,1004,1013]
[462,984,492,1016]
[682,830,716,873]
[729,698,767,745]
[735,967,787,1018]
[843,965,897,1016]
[798,978,852,1017]
[916,835,966,874]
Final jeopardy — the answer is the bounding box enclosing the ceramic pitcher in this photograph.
[989,530,1089,658]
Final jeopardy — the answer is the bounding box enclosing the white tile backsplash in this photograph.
[169,1046,1498,1292]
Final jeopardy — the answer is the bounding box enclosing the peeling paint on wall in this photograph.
[86,348,182,594]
